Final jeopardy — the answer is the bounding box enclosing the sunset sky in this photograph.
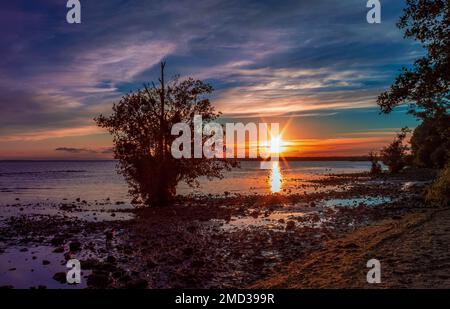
[0,0,421,159]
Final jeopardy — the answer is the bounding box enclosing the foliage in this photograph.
[369,151,382,175]
[377,0,450,119]
[380,128,411,174]
[95,63,237,206]
[411,114,450,168]
[426,161,450,207]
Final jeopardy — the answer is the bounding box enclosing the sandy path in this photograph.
[253,207,450,288]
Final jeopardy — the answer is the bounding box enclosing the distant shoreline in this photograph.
[0,156,371,162]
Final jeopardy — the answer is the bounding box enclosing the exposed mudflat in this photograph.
[252,207,450,288]
[0,168,442,288]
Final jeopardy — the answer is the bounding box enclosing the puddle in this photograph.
[401,181,431,190]
[0,245,89,289]
[218,203,328,231]
[322,196,392,207]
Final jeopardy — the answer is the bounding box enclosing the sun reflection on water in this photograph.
[269,161,282,193]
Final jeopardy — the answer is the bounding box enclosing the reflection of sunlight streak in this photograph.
[270,136,282,153]
[269,161,282,193]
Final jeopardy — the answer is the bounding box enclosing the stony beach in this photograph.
[0,167,442,288]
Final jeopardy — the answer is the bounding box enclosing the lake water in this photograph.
[0,160,373,205]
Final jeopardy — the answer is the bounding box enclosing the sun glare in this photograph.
[269,135,284,154]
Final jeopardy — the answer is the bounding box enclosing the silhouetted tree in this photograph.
[377,0,449,170]
[368,151,382,175]
[410,114,450,168]
[380,128,411,174]
[95,63,237,206]
[377,0,450,119]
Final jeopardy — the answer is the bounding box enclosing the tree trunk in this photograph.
[159,61,166,159]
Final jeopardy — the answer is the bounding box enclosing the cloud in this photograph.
[0,125,103,142]
[55,147,97,154]
[0,0,422,156]
[55,146,113,154]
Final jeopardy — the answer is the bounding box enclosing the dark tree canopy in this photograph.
[377,0,450,119]
[368,151,382,175]
[95,63,236,206]
[426,161,450,207]
[380,127,411,174]
[411,113,450,168]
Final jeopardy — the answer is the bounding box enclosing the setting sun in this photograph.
[270,135,285,154]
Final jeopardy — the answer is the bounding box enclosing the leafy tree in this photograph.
[426,161,450,207]
[380,128,411,173]
[368,151,382,175]
[377,0,450,119]
[410,114,450,168]
[95,63,237,206]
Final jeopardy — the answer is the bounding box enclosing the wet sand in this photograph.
[0,168,443,288]
[253,208,450,288]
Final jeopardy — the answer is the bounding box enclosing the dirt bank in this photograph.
[252,207,450,288]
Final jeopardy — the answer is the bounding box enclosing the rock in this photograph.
[105,230,114,241]
[53,272,66,284]
[20,248,28,252]
[69,241,81,252]
[64,252,72,261]
[118,274,132,283]
[123,247,133,255]
[183,247,194,256]
[250,211,259,218]
[53,247,64,253]
[42,260,51,265]
[98,262,116,272]
[253,257,265,266]
[112,271,123,279]
[81,258,100,270]
[146,259,158,268]
[51,236,64,246]
[191,259,205,268]
[106,256,116,264]
[124,279,148,289]
[341,242,359,249]
[87,272,111,288]
[285,220,296,231]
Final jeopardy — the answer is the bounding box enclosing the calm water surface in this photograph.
[0,160,373,205]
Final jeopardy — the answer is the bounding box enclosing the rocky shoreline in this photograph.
[0,168,439,288]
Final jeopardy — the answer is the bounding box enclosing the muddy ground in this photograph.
[0,168,444,289]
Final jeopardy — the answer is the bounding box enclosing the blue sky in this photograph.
[0,0,422,158]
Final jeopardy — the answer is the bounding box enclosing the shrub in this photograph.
[95,63,237,206]
[411,114,450,168]
[380,128,410,174]
[369,151,382,175]
[426,162,450,207]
